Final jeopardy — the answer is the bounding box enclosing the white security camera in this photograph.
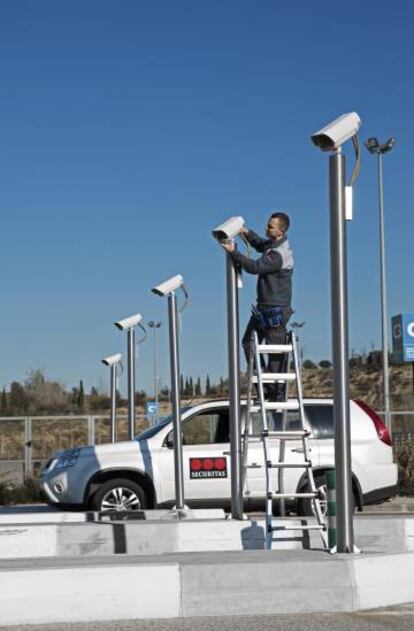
[212,216,245,241]
[101,353,122,366]
[152,274,184,297]
[311,112,361,152]
[114,313,143,331]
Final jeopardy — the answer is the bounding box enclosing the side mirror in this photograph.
[165,431,174,449]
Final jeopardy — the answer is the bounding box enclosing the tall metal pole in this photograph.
[329,150,354,552]
[110,364,117,443]
[168,292,185,509]
[378,153,391,432]
[154,325,160,419]
[127,327,136,440]
[226,253,243,519]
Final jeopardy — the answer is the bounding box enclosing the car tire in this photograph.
[297,472,356,517]
[89,478,147,513]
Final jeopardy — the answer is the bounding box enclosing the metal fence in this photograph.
[0,414,149,481]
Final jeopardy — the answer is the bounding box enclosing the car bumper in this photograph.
[362,484,397,505]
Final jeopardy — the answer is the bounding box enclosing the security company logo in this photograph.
[189,457,227,479]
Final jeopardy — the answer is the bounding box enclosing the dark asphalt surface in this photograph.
[2,605,414,631]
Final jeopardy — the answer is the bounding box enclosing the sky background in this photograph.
[0,1,413,397]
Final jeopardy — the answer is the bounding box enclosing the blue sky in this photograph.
[0,1,413,395]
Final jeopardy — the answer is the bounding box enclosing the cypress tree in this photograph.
[1,387,7,415]
[77,380,85,413]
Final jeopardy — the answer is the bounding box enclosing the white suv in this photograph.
[40,398,397,515]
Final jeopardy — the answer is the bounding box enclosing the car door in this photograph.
[159,407,231,502]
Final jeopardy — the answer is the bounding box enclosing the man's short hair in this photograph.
[270,212,290,233]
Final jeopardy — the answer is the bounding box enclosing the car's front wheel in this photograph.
[89,478,147,512]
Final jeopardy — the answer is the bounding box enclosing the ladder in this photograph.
[242,330,328,550]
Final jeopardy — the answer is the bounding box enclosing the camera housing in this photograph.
[101,353,122,367]
[311,112,361,152]
[152,274,184,297]
[212,216,245,242]
[114,313,143,331]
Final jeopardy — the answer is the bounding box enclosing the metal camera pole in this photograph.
[226,250,243,520]
[329,149,354,552]
[127,326,136,440]
[110,363,117,443]
[168,291,185,510]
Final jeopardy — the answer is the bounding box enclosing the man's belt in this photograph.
[251,305,285,328]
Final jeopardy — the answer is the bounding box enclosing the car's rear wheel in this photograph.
[297,472,356,517]
[89,478,147,512]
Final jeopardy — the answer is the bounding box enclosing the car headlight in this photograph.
[54,448,80,470]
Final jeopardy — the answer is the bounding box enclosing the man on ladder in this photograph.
[221,211,293,401]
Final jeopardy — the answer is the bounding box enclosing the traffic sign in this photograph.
[146,401,159,416]
[392,314,414,362]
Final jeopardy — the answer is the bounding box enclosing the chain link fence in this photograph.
[0,414,149,483]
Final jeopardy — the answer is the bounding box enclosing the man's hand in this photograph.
[239,226,249,236]
[220,240,236,253]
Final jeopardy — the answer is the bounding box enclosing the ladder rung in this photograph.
[270,525,326,532]
[252,373,296,383]
[250,401,299,412]
[245,430,309,439]
[267,462,311,469]
[269,492,317,499]
[257,344,292,353]
[266,430,309,438]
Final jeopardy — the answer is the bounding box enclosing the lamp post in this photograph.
[365,137,396,432]
[290,321,306,369]
[148,321,162,422]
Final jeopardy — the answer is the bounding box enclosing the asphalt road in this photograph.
[2,606,414,631]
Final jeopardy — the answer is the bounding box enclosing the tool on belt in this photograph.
[251,305,284,329]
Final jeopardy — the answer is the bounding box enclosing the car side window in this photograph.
[305,405,334,439]
[182,410,229,445]
[251,411,301,434]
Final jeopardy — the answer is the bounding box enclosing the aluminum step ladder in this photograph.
[242,330,328,550]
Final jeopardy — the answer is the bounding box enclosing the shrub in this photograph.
[394,440,414,496]
[0,476,44,506]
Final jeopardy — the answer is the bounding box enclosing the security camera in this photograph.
[151,274,184,297]
[212,216,245,241]
[101,353,122,366]
[114,313,143,331]
[311,112,361,152]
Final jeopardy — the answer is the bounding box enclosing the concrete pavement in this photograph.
[1,504,414,625]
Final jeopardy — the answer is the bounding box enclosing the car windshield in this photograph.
[135,408,190,441]
[135,415,173,441]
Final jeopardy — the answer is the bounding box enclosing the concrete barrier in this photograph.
[1,550,414,624]
[1,514,414,558]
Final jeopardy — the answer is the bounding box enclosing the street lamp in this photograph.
[365,137,396,432]
[148,321,162,422]
[290,321,306,369]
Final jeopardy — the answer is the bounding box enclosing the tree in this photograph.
[205,374,211,395]
[77,380,85,413]
[180,375,184,396]
[1,387,7,416]
[195,377,202,396]
[189,377,194,397]
[303,360,317,370]
[319,360,332,369]
[9,382,29,414]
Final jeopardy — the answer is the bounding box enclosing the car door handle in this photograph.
[290,447,311,453]
[222,451,231,456]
